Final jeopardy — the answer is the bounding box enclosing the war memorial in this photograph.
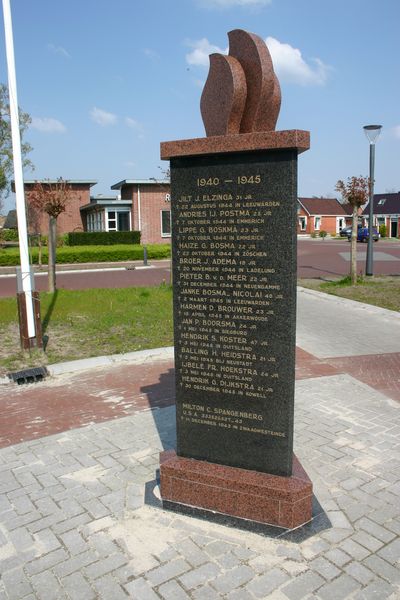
[159,29,313,530]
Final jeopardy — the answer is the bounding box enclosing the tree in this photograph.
[29,178,74,292]
[0,83,34,210]
[335,176,370,285]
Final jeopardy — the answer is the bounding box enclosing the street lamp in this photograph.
[363,124,382,276]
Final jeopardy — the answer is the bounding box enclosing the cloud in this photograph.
[143,48,160,60]
[90,107,117,126]
[125,117,145,139]
[198,0,272,8]
[393,126,400,139]
[31,117,66,133]
[47,43,70,58]
[266,37,329,85]
[185,36,329,86]
[185,38,228,67]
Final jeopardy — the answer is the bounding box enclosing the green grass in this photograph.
[299,275,400,312]
[0,285,173,376]
[0,243,171,266]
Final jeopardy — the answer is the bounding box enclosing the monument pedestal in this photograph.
[160,450,312,529]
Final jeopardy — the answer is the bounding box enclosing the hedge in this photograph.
[0,244,170,266]
[67,231,141,246]
[0,229,19,242]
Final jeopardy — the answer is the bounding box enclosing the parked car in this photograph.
[347,226,379,242]
[339,226,352,237]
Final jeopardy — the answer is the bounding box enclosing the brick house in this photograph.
[20,180,97,235]
[110,179,171,245]
[362,192,400,238]
[297,197,351,235]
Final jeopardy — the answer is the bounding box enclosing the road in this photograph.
[0,239,399,298]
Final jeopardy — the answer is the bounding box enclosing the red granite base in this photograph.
[160,450,313,529]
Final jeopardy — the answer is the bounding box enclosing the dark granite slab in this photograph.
[170,149,298,477]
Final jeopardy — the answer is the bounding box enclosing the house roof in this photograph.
[298,197,347,216]
[12,180,98,191]
[111,179,170,190]
[80,196,132,212]
[362,192,400,216]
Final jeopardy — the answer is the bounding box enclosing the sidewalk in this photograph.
[0,290,399,599]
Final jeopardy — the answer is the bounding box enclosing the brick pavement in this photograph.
[0,372,399,599]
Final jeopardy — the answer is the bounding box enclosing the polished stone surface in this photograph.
[160,129,310,159]
[228,29,281,133]
[200,54,247,137]
[160,450,313,529]
[170,149,298,476]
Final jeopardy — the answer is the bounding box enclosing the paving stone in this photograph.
[338,538,371,561]
[146,558,191,586]
[1,566,33,599]
[53,550,99,578]
[352,580,398,600]
[316,573,361,600]
[363,554,400,583]
[84,552,128,579]
[25,548,69,575]
[246,568,290,598]
[60,529,89,555]
[179,562,220,590]
[124,576,160,599]
[344,561,375,585]
[158,580,191,599]
[352,531,385,553]
[281,571,325,599]
[62,572,96,600]
[30,570,67,600]
[92,574,128,600]
[212,565,254,593]
[309,557,341,581]
[192,585,221,599]
[377,538,400,565]
[356,517,396,543]
[323,548,352,568]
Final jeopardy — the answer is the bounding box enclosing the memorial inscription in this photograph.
[171,150,297,477]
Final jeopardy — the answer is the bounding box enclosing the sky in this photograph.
[1,0,399,212]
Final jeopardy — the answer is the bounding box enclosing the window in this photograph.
[314,216,321,231]
[106,209,131,232]
[299,216,307,231]
[161,210,171,237]
[378,199,386,206]
[87,211,104,232]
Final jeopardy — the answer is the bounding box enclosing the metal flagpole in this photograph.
[2,0,37,342]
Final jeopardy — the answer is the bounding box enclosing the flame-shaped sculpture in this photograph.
[200,29,281,137]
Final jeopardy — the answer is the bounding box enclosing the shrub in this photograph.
[379,224,387,238]
[67,231,141,246]
[319,230,328,239]
[0,229,19,242]
[0,244,170,266]
[310,232,317,238]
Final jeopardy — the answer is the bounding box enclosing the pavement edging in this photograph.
[0,346,174,386]
[297,285,400,320]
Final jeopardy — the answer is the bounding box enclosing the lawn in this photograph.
[299,275,400,312]
[0,285,173,376]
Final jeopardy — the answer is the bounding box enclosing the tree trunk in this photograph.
[48,216,57,293]
[351,206,358,285]
[38,234,42,267]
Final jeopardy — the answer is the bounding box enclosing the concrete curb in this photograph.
[0,346,174,386]
[297,286,400,320]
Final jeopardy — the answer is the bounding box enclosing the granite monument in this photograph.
[159,30,312,529]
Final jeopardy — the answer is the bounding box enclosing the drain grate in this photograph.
[8,366,48,385]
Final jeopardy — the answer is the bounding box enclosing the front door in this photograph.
[391,219,398,238]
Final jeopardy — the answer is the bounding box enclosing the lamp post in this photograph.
[363,124,382,276]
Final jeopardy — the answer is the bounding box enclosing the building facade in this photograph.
[362,192,400,238]
[297,197,351,235]
[22,180,97,234]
